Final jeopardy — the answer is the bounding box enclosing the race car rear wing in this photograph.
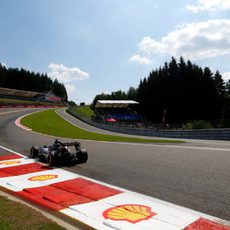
[58,141,81,150]
[60,142,79,146]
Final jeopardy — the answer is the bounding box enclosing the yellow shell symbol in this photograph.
[0,161,21,166]
[103,204,156,223]
[28,174,58,181]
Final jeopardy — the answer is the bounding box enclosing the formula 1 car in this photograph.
[29,139,88,166]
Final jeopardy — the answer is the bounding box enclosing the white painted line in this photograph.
[56,108,102,134]
[74,138,230,152]
[0,145,28,158]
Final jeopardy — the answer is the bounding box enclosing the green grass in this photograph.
[70,105,96,119]
[0,195,66,230]
[21,109,184,143]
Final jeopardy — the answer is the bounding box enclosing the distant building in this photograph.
[0,87,63,104]
[41,90,62,102]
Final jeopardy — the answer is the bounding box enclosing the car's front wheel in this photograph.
[30,146,39,158]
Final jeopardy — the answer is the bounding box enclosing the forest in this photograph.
[93,57,230,126]
[0,63,67,100]
[1,58,229,126]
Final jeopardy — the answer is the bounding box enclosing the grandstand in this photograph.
[0,87,63,105]
[0,87,43,98]
[0,87,62,102]
[95,100,142,122]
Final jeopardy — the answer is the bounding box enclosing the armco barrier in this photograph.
[67,109,230,140]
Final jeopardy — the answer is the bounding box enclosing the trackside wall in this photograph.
[67,109,230,140]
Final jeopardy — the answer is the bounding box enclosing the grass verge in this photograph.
[0,195,65,230]
[21,109,184,143]
[70,105,96,119]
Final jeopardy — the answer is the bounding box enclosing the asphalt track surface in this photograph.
[0,108,230,222]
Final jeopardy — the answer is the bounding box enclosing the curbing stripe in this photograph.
[185,218,230,230]
[0,145,230,230]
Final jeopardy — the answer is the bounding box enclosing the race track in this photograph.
[0,108,230,221]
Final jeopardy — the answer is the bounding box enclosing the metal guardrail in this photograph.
[67,108,230,140]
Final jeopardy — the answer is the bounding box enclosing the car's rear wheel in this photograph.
[47,153,54,166]
[76,150,88,163]
[47,152,55,166]
[30,146,39,158]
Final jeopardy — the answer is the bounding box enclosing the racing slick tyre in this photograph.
[47,151,56,166]
[76,149,88,164]
[30,146,39,158]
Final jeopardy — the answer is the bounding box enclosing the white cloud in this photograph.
[187,0,230,13]
[222,72,230,81]
[1,62,7,68]
[48,63,89,83]
[138,37,168,56]
[129,54,151,65]
[47,63,89,96]
[130,19,230,63]
[65,84,76,94]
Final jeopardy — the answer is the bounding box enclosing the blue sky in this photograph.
[0,0,230,103]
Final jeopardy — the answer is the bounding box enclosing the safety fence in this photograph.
[67,108,230,140]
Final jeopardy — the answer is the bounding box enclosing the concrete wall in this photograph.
[67,109,230,140]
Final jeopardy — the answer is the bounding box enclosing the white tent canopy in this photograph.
[95,100,139,108]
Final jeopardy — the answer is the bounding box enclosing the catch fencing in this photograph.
[67,108,230,140]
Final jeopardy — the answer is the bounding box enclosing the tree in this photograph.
[213,71,225,97]
[111,90,127,100]
[226,80,230,97]
[127,87,137,100]
[0,64,68,101]
[135,57,225,123]
[92,93,111,107]
[91,57,226,124]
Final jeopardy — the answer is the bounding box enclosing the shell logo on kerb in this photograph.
[103,204,156,223]
[0,161,21,166]
[28,174,58,181]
